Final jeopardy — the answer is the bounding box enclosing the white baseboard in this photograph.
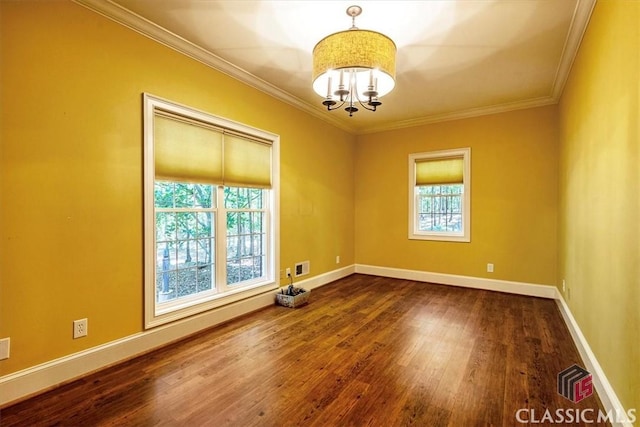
[0,265,355,407]
[554,290,635,427]
[355,264,633,427]
[355,264,557,298]
[283,264,355,292]
[3,263,631,426]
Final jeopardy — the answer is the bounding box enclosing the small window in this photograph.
[409,148,470,242]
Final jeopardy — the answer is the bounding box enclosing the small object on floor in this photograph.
[276,286,310,308]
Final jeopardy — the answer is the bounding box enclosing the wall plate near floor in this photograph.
[0,338,10,360]
[294,261,310,277]
[73,319,88,339]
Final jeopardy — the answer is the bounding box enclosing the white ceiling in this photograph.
[76,0,595,134]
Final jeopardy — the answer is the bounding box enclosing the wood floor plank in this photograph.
[0,274,610,426]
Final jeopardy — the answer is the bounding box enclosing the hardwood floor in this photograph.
[1,274,609,426]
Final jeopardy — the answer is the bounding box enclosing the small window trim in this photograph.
[143,93,280,329]
[408,148,471,242]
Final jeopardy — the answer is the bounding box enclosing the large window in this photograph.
[408,148,470,242]
[144,94,279,328]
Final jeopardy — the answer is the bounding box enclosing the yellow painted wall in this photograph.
[557,0,639,412]
[355,106,559,286]
[0,1,355,375]
[3,0,637,413]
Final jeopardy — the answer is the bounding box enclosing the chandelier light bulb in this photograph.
[312,5,396,116]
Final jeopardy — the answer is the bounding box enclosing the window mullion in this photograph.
[215,186,228,292]
[261,191,269,279]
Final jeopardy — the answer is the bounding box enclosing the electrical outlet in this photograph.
[0,337,10,360]
[336,255,340,264]
[285,268,291,278]
[562,279,566,292]
[487,263,494,273]
[73,318,88,339]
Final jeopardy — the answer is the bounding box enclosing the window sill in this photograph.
[146,281,278,329]
[409,233,470,243]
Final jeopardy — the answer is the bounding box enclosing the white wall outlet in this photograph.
[487,263,494,273]
[562,279,566,292]
[0,337,10,360]
[336,255,340,264]
[73,318,88,339]
[285,268,291,278]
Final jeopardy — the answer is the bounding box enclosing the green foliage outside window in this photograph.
[417,184,463,232]
[154,182,266,302]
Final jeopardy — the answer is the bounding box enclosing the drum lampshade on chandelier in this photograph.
[312,5,396,116]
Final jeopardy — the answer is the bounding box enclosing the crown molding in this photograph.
[71,0,355,134]
[360,0,596,135]
[359,96,557,135]
[551,0,597,100]
[73,0,595,136]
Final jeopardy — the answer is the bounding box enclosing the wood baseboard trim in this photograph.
[354,264,557,298]
[3,264,631,426]
[285,264,356,292]
[354,264,633,426]
[553,291,634,427]
[0,265,356,407]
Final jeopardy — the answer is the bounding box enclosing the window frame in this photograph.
[143,93,279,329]
[408,148,471,242]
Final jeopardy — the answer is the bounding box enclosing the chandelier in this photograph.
[312,5,396,116]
